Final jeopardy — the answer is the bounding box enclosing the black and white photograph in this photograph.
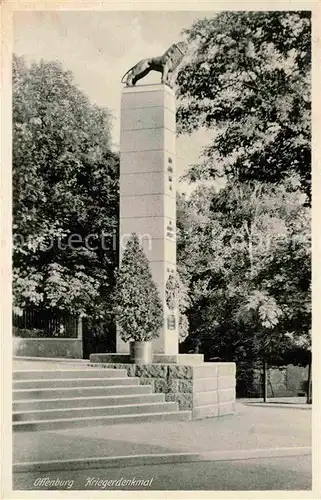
[1,1,319,496]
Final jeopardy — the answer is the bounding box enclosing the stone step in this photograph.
[13,369,127,380]
[13,410,192,431]
[13,377,139,390]
[13,393,165,412]
[13,384,152,401]
[13,401,178,422]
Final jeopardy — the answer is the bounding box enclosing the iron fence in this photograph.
[13,309,79,338]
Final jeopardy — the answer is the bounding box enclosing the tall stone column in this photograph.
[118,84,178,355]
[91,86,236,420]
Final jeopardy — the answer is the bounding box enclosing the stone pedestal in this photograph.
[118,84,178,355]
[88,360,236,419]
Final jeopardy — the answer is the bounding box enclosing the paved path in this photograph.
[13,455,312,490]
[240,397,310,409]
[14,402,311,464]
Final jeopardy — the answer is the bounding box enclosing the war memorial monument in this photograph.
[89,42,236,420]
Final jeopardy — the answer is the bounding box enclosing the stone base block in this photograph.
[90,353,131,364]
[193,391,218,406]
[154,354,204,364]
[194,377,218,392]
[193,405,219,419]
[88,359,236,420]
[218,401,236,416]
[218,388,236,403]
[89,353,204,365]
[217,375,236,389]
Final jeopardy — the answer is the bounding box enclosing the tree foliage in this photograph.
[114,234,163,342]
[177,177,311,362]
[177,11,311,198]
[13,54,119,320]
[176,11,311,375]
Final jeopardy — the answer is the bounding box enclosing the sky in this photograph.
[13,10,221,192]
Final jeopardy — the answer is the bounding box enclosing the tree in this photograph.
[175,11,311,397]
[113,234,163,342]
[13,54,119,324]
[177,177,311,369]
[176,11,311,199]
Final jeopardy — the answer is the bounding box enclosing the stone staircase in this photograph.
[13,367,191,431]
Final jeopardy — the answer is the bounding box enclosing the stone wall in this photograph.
[13,338,83,359]
[88,361,236,419]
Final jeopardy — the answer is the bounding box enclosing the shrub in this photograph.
[113,234,163,342]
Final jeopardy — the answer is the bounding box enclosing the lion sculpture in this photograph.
[121,41,187,88]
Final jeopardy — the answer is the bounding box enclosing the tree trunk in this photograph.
[244,220,254,278]
[77,316,83,340]
[306,359,312,404]
[262,359,268,402]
